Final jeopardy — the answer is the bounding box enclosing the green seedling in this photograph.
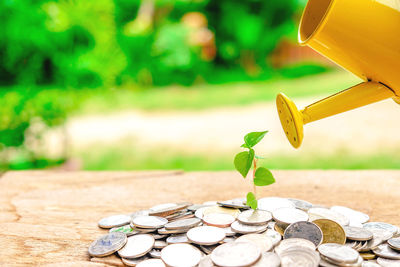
[234,131,275,210]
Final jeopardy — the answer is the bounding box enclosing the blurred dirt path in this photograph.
[60,96,400,156]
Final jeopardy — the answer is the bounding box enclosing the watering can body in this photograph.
[277,0,400,148]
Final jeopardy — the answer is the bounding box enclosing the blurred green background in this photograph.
[1,0,399,171]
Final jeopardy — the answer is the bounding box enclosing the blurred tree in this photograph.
[206,0,301,76]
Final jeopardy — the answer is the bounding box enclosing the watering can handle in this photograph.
[276,81,396,148]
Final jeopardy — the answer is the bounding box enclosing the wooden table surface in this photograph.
[1,170,400,266]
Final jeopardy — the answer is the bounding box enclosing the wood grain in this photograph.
[0,170,399,266]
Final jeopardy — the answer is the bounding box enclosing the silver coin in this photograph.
[275,238,316,255]
[136,258,165,267]
[122,256,150,267]
[166,234,189,244]
[344,226,373,241]
[158,227,189,235]
[164,217,201,230]
[373,243,400,260]
[308,208,350,226]
[287,198,313,211]
[150,203,178,211]
[283,221,323,247]
[130,222,158,233]
[222,237,236,243]
[152,234,168,240]
[131,210,150,219]
[331,206,369,224]
[110,224,138,236]
[377,257,400,267]
[203,201,218,205]
[389,238,400,251]
[118,234,155,259]
[199,255,217,267]
[258,197,295,212]
[132,216,168,229]
[154,240,167,249]
[237,209,272,225]
[267,221,276,229]
[353,241,364,251]
[318,243,359,263]
[203,213,235,228]
[188,204,212,212]
[149,249,162,259]
[98,214,131,229]
[218,198,250,209]
[200,244,219,255]
[148,203,189,217]
[195,207,208,219]
[273,207,309,225]
[221,237,236,243]
[258,252,281,267]
[264,229,282,246]
[222,227,236,237]
[321,254,363,267]
[231,220,267,234]
[279,247,320,267]
[211,241,261,267]
[357,241,369,252]
[187,226,226,245]
[165,211,191,221]
[161,243,202,267]
[315,256,337,267]
[369,228,394,241]
[251,252,281,267]
[88,232,127,257]
[236,234,273,252]
[361,261,381,267]
[364,222,399,235]
[359,236,384,252]
[359,228,393,252]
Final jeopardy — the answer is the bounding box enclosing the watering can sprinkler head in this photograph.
[276,93,304,148]
[277,0,400,148]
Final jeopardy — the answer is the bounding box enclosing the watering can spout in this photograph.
[277,82,396,148]
[276,0,400,148]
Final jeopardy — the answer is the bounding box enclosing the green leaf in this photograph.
[246,192,258,210]
[234,149,254,178]
[240,143,249,148]
[244,131,268,148]
[254,167,275,186]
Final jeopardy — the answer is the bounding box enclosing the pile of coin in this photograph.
[88,197,400,266]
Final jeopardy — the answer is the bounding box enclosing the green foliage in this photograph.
[254,167,275,186]
[234,149,254,178]
[246,192,258,210]
[234,130,275,210]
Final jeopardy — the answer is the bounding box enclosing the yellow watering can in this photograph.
[276,0,400,148]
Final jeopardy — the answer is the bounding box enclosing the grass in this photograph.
[77,142,400,171]
[75,69,361,113]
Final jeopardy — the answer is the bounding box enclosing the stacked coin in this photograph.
[89,197,400,266]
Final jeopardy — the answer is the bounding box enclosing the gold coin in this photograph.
[202,206,240,218]
[313,219,346,245]
[359,252,376,260]
[274,223,285,236]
